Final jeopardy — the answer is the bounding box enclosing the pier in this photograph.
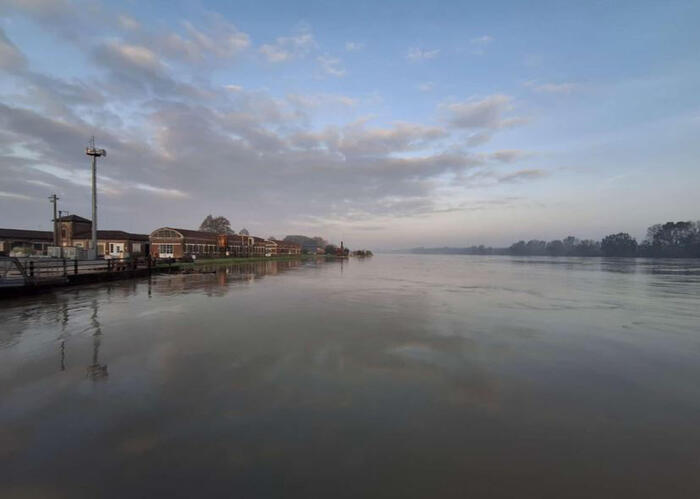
[0,256,156,296]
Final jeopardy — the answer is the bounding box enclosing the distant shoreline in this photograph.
[383,250,700,259]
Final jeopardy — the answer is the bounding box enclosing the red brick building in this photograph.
[150,227,219,259]
[274,240,302,256]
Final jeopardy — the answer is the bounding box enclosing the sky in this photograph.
[0,0,698,249]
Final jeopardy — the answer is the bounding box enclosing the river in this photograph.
[1,255,700,498]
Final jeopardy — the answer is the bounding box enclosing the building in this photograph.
[56,215,149,258]
[1,215,148,258]
[219,233,255,257]
[0,228,53,256]
[265,239,278,257]
[252,237,267,257]
[150,227,220,259]
[274,240,302,256]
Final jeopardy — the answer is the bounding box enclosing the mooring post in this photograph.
[29,261,34,277]
[74,259,78,275]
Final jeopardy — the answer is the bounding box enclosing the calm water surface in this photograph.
[1,255,700,498]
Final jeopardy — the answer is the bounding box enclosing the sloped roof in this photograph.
[73,229,149,241]
[0,228,53,241]
[58,214,91,223]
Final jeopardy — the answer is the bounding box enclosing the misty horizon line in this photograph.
[380,220,700,258]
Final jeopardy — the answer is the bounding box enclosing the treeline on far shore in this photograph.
[399,221,700,258]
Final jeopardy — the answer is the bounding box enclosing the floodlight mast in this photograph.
[48,194,59,246]
[86,137,106,259]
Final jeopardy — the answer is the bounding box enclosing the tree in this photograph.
[313,236,328,248]
[601,233,638,257]
[239,228,249,236]
[324,244,338,255]
[526,240,547,255]
[284,235,328,254]
[574,239,602,256]
[546,240,566,256]
[562,236,578,255]
[645,221,699,257]
[509,241,527,255]
[199,215,234,234]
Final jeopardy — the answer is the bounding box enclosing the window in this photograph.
[160,244,174,254]
[152,229,181,239]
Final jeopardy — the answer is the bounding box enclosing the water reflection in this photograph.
[151,259,305,296]
[509,255,700,277]
[2,255,700,497]
[60,339,65,371]
[86,299,108,380]
[0,258,308,357]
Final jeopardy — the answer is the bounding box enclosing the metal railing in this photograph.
[0,256,152,288]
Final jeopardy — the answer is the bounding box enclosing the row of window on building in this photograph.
[0,217,302,260]
[150,228,301,260]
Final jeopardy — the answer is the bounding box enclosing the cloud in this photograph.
[0,5,545,240]
[469,35,493,55]
[471,35,493,45]
[0,191,33,201]
[259,27,316,62]
[345,41,364,52]
[286,93,357,109]
[526,81,578,94]
[465,131,492,146]
[498,169,546,183]
[440,94,525,130]
[417,82,434,92]
[118,14,140,31]
[317,55,346,77]
[289,120,448,157]
[102,42,162,71]
[2,0,110,43]
[488,150,534,163]
[406,48,440,61]
[133,183,189,199]
[161,15,251,61]
[3,0,71,16]
[0,27,28,71]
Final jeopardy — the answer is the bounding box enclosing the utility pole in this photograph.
[85,137,106,259]
[49,194,59,246]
